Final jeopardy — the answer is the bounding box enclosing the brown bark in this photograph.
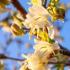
[11,0,27,18]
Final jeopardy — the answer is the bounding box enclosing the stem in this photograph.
[11,0,27,18]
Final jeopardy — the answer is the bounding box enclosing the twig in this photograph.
[48,61,70,66]
[0,54,70,66]
[11,0,27,18]
[0,54,24,61]
[42,0,47,8]
[59,44,70,56]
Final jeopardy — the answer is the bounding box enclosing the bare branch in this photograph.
[11,0,27,18]
[0,53,70,66]
[48,61,70,66]
[0,54,24,61]
[59,44,70,56]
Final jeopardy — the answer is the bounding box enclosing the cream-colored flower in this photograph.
[23,6,51,28]
[27,54,46,70]
[34,41,60,62]
[34,41,55,53]
[23,6,55,40]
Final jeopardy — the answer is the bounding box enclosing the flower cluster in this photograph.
[20,0,66,70]
[0,0,67,70]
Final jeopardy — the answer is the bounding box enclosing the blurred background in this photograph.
[0,0,70,70]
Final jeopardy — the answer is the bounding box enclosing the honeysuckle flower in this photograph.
[21,53,46,70]
[23,6,51,28]
[34,41,60,62]
[20,41,60,70]
[23,6,55,41]
[27,54,46,70]
[34,41,59,53]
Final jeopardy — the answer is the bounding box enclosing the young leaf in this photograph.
[47,0,65,22]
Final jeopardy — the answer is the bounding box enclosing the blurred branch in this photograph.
[48,60,70,66]
[11,0,27,18]
[0,53,70,66]
[42,0,47,8]
[0,54,24,61]
[59,44,70,56]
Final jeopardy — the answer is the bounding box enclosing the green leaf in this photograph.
[48,38,55,43]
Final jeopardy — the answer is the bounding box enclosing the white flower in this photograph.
[34,41,60,62]
[27,54,46,70]
[23,6,51,28]
[23,6,55,40]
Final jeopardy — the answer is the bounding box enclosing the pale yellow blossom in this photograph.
[27,54,46,70]
[34,41,60,62]
[23,6,55,40]
[30,0,42,6]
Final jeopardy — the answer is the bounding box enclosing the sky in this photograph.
[0,0,70,70]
